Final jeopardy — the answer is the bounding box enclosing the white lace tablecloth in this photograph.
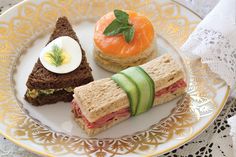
[0,0,234,156]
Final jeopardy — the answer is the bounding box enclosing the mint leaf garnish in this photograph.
[103,20,123,36]
[114,9,129,23]
[103,10,135,43]
[123,26,134,43]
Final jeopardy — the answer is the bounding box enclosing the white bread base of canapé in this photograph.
[74,87,186,136]
[93,39,158,73]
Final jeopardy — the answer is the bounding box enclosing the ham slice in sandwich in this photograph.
[72,54,187,136]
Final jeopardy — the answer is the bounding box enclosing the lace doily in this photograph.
[182,28,236,89]
[162,98,236,157]
[228,113,236,156]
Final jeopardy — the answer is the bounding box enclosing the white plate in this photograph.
[0,0,229,156]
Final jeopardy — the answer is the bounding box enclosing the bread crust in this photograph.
[140,54,184,91]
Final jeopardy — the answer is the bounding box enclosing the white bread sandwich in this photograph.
[72,54,187,136]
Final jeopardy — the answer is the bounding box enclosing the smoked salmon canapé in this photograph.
[93,10,157,73]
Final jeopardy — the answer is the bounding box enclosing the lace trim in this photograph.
[181,28,236,89]
[164,98,236,157]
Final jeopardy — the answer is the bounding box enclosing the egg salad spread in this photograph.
[26,87,74,98]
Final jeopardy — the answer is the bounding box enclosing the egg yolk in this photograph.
[44,49,71,66]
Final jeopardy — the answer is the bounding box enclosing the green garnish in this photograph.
[48,44,64,67]
[103,9,135,43]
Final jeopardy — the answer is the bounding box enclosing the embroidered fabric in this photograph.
[182,28,236,89]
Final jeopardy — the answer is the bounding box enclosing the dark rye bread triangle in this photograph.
[26,17,93,90]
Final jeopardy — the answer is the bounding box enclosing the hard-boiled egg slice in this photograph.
[39,36,82,74]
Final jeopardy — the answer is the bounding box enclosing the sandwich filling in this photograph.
[72,79,186,129]
[26,87,74,98]
[72,101,130,128]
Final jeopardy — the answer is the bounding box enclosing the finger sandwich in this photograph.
[72,54,186,136]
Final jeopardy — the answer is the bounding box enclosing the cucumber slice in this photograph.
[121,67,155,115]
[136,67,155,110]
[111,73,139,115]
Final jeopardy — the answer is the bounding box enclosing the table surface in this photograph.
[0,0,235,157]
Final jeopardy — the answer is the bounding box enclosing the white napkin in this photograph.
[182,0,236,156]
[181,0,236,89]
